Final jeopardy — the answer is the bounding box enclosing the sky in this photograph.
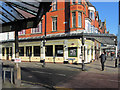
[91,2,119,35]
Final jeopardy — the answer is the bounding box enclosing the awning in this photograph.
[0,0,52,32]
[1,33,117,45]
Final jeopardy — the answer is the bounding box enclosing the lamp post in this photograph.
[81,36,86,71]
[114,38,117,68]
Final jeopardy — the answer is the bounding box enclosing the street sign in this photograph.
[14,58,21,63]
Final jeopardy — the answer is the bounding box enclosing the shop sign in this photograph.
[14,58,21,63]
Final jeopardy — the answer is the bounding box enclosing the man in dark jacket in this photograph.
[99,52,106,71]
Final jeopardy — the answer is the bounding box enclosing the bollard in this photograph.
[14,63,21,87]
[115,58,117,68]
[42,59,45,67]
[82,60,85,71]
[10,68,13,84]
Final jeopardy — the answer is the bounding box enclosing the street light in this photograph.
[81,36,86,71]
[114,38,117,68]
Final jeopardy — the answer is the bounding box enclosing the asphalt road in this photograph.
[21,63,80,89]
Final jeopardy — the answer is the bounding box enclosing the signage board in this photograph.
[14,58,21,63]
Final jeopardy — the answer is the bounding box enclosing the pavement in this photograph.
[1,57,119,89]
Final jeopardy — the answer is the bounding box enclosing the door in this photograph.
[6,47,9,60]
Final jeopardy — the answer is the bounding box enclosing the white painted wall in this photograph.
[0,31,14,41]
[85,18,91,33]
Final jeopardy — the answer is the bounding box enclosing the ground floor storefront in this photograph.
[1,38,101,64]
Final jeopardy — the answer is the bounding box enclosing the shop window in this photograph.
[6,48,9,55]
[78,0,81,4]
[34,46,40,56]
[26,46,32,56]
[31,21,42,33]
[78,12,82,28]
[10,47,12,57]
[18,30,26,35]
[52,17,57,31]
[55,45,63,57]
[52,0,57,11]
[2,48,4,56]
[72,12,76,28]
[45,45,53,56]
[68,47,77,57]
[19,47,24,56]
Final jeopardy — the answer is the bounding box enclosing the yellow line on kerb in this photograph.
[54,86,74,90]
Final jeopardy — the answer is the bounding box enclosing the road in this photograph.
[21,63,80,89]
[2,58,119,89]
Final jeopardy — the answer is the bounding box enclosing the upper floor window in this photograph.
[72,12,76,28]
[31,21,42,34]
[52,0,57,11]
[78,12,82,28]
[78,0,81,4]
[89,11,94,20]
[18,30,26,35]
[72,0,76,4]
[52,17,57,31]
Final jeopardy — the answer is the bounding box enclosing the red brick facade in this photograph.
[19,0,108,39]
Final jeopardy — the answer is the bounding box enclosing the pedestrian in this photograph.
[99,52,107,71]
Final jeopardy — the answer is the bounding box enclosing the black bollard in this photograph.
[82,60,85,71]
[115,58,117,68]
[42,59,45,67]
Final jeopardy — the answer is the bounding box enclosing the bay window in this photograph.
[78,12,82,28]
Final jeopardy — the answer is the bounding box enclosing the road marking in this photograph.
[31,71,52,75]
[31,71,66,77]
[57,74,66,76]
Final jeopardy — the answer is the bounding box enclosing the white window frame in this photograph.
[72,0,76,4]
[52,0,57,11]
[90,10,94,20]
[31,21,42,34]
[78,12,82,28]
[72,12,76,28]
[18,30,26,35]
[52,17,57,31]
[78,0,81,4]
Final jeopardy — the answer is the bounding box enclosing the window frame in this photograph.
[34,46,40,56]
[52,0,57,11]
[72,12,76,28]
[55,45,63,57]
[26,46,32,57]
[52,17,57,31]
[78,12,82,28]
[45,45,53,56]
[78,0,81,4]
[19,47,24,56]
[31,21,42,34]
[18,30,26,35]
[72,0,76,5]
[68,47,77,57]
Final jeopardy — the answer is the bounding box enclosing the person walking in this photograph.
[99,52,107,71]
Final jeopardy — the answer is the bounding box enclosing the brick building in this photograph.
[1,0,110,64]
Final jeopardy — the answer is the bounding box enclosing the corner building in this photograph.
[2,0,108,64]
